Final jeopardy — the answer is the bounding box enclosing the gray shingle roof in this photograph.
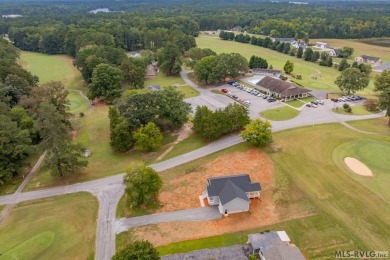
[256,76,312,97]
[207,174,261,205]
[361,55,381,62]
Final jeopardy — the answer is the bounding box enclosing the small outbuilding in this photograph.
[203,174,261,215]
[315,41,330,49]
[146,64,158,76]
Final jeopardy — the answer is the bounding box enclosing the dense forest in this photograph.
[1,1,390,41]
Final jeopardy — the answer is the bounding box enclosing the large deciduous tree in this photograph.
[123,163,162,208]
[113,240,160,260]
[89,63,123,102]
[374,70,390,126]
[157,43,181,76]
[334,68,369,95]
[109,107,134,152]
[240,119,273,147]
[119,58,146,89]
[249,55,268,69]
[0,113,31,185]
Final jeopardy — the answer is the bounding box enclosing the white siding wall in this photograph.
[221,198,250,214]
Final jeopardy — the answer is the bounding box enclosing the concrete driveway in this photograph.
[115,207,221,234]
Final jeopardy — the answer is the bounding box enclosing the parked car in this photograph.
[221,88,228,93]
[257,93,264,97]
[331,98,339,102]
[267,98,276,102]
[244,100,251,106]
[311,101,319,105]
[311,104,317,108]
[306,103,311,107]
[232,95,238,99]
[228,81,234,85]
[317,100,324,105]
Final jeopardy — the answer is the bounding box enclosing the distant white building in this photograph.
[1,14,22,18]
[315,42,330,49]
[328,48,338,57]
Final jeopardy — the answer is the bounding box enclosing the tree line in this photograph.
[0,39,87,185]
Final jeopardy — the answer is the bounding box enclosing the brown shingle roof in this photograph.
[361,55,381,62]
[256,76,311,97]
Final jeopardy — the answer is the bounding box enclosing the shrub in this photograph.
[79,112,84,117]
[364,98,379,112]
[343,103,350,110]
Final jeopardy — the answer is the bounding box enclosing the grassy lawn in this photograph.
[163,133,211,160]
[116,195,161,218]
[285,99,306,108]
[196,35,341,91]
[24,106,180,191]
[260,105,300,121]
[333,139,390,202]
[68,91,89,114]
[196,35,382,96]
[141,123,390,258]
[0,192,97,260]
[332,105,375,115]
[313,38,390,62]
[174,85,200,99]
[145,71,185,87]
[347,117,390,134]
[211,89,225,95]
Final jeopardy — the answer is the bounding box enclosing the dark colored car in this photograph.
[331,98,339,102]
[232,95,238,99]
[267,98,276,102]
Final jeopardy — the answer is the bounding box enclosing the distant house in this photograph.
[231,26,243,32]
[355,55,382,65]
[203,174,261,215]
[250,68,282,78]
[291,40,307,50]
[146,84,161,91]
[328,48,338,57]
[128,51,141,58]
[247,231,305,260]
[256,76,312,100]
[315,41,330,49]
[146,64,158,76]
[274,38,294,43]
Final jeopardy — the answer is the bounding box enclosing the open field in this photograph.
[119,123,390,258]
[347,117,390,134]
[260,106,300,121]
[163,133,210,160]
[332,105,375,115]
[285,99,306,108]
[25,105,179,191]
[196,35,341,91]
[196,35,383,96]
[313,38,390,62]
[0,192,97,260]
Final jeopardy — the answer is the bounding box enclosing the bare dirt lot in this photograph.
[133,149,282,246]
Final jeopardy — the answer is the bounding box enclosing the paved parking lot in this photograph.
[210,84,285,118]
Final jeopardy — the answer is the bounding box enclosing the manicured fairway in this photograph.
[137,123,390,258]
[347,117,390,134]
[260,105,300,121]
[19,51,89,114]
[196,35,381,95]
[333,139,390,202]
[0,192,97,260]
[196,35,341,91]
[20,51,83,89]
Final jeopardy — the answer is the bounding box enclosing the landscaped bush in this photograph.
[364,99,379,112]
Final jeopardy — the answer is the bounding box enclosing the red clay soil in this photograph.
[133,149,282,246]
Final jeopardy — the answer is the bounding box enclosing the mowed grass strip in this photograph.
[0,192,98,260]
[260,105,300,121]
[332,105,375,115]
[347,117,390,134]
[150,123,390,258]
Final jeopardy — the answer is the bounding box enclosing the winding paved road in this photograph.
[0,70,386,260]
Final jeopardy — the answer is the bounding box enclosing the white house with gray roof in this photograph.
[203,174,261,215]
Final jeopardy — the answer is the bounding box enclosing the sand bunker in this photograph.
[344,157,373,176]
